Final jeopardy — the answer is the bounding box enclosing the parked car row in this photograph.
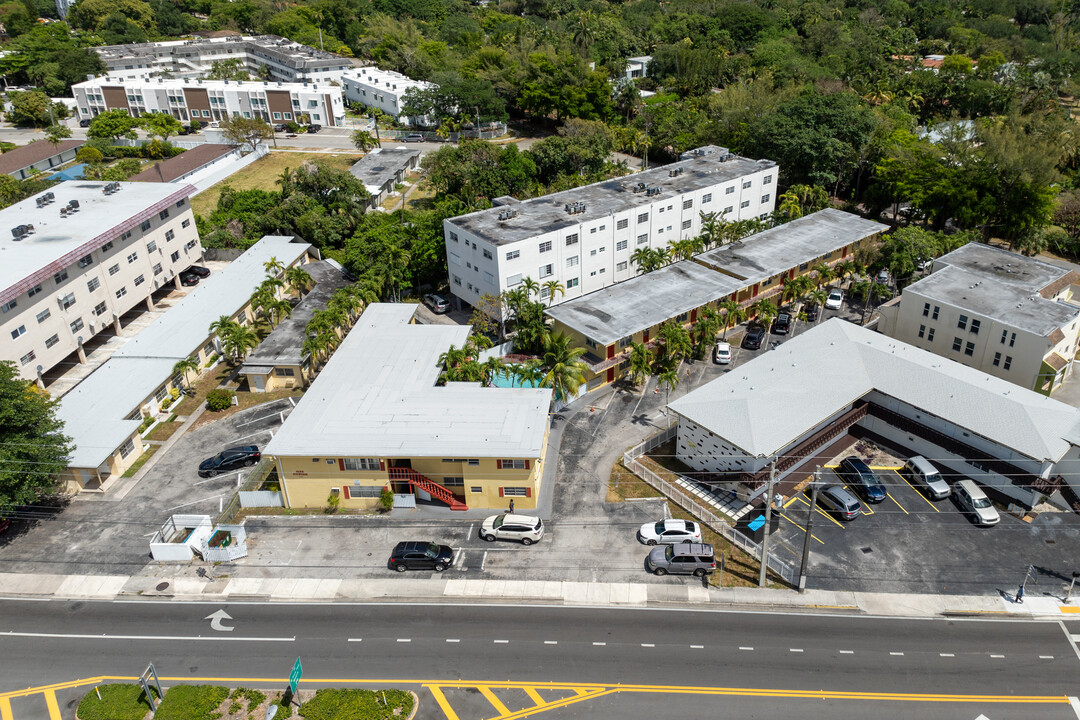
[389,513,544,573]
[179,265,211,287]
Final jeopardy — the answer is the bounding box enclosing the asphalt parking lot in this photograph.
[767,453,1080,596]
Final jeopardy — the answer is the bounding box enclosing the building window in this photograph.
[54,269,68,284]
[616,262,627,272]
[958,315,968,330]
[538,264,553,279]
[726,186,735,195]
[763,175,773,185]
[153,263,163,276]
[449,232,458,243]
[952,337,962,352]
[453,275,462,286]
[127,252,138,264]
[702,193,712,203]
[506,250,519,260]
[740,200,750,209]
[566,256,579,268]
[539,240,552,253]
[28,284,42,297]
[182,219,191,229]
[69,317,83,333]
[637,234,648,245]
[683,199,693,210]
[120,231,131,242]
[154,385,169,403]
[964,341,975,356]
[724,206,733,214]
[761,194,770,203]
[1,299,16,313]
[134,275,145,287]
[1000,330,1007,344]
[617,239,628,251]
[503,487,528,497]
[10,324,26,339]
[742,181,752,189]
[442,477,464,487]
[682,220,691,230]
[87,278,100,292]
[482,249,493,260]
[927,328,935,342]
[1009,333,1015,347]
[342,457,380,471]
[506,273,522,286]
[565,233,579,246]
[109,264,120,276]
[116,287,127,299]
[567,277,579,288]
[147,241,157,253]
[637,213,648,223]
[158,209,169,221]
[45,334,59,349]
[93,301,106,316]
[970,319,980,335]
[918,324,925,338]
[19,350,35,365]
[993,352,1001,367]
[1003,355,1012,370]
[275,368,295,377]
[185,240,197,251]
[176,199,185,208]
[36,308,51,323]
[78,255,93,268]
[118,438,136,459]
[500,459,527,469]
[102,241,114,253]
[60,293,76,310]
[140,220,151,232]
[617,218,628,230]
[922,303,930,317]
[165,230,175,242]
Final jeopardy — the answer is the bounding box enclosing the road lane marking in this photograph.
[886,492,908,515]
[494,639,509,644]
[347,638,361,643]
[641,643,655,647]
[838,650,853,654]
[478,686,511,716]
[544,641,557,645]
[426,686,460,720]
[0,696,11,720]
[1068,696,1080,719]
[44,690,60,720]
[446,639,460,643]
[794,495,844,528]
[1039,655,1054,659]
[895,470,940,512]
[690,645,704,649]
[0,631,293,642]
[739,646,753,651]
[397,639,411,643]
[990,654,1005,658]
[592,642,606,646]
[790,649,803,653]
[524,687,545,706]
[940,653,954,657]
[890,652,904,656]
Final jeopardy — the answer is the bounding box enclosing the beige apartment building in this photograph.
[879,243,1080,396]
[0,182,202,385]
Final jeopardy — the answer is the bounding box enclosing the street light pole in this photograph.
[758,460,777,587]
[798,467,821,594]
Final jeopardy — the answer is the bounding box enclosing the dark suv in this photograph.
[389,541,454,572]
[742,325,766,350]
[772,312,792,335]
[646,542,716,577]
[198,445,261,477]
[837,456,886,503]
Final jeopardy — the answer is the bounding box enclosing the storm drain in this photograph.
[1046,539,1056,545]
[860,547,873,554]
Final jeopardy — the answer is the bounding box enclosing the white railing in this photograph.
[622,424,798,586]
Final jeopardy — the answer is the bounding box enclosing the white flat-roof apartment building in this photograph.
[444,146,778,311]
[0,182,202,385]
[340,67,437,125]
[73,77,345,127]
[93,35,353,83]
[878,243,1080,397]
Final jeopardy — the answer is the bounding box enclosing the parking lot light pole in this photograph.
[758,461,777,587]
[1067,572,1079,602]
[798,468,821,594]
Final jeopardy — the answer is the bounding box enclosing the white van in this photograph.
[954,479,1000,526]
[904,455,950,500]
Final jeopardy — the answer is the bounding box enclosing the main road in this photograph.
[1,599,1078,719]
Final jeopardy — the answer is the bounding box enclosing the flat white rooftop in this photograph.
[60,236,312,469]
[0,182,193,305]
[264,303,552,459]
[668,318,1080,463]
[74,77,339,93]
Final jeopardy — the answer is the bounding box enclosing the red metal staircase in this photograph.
[388,467,468,511]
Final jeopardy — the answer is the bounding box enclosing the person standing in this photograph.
[1016,584,1025,604]
[508,499,515,513]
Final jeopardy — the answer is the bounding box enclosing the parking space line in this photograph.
[427,686,459,720]
[0,696,11,720]
[886,492,909,515]
[795,495,845,528]
[44,690,60,720]
[779,512,824,544]
[895,470,940,512]
[478,686,511,716]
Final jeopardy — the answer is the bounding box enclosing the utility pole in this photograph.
[798,467,821,594]
[758,460,777,587]
[475,106,480,138]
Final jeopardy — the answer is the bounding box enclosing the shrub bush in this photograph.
[378,487,394,512]
[206,389,234,411]
[77,683,157,720]
[154,685,229,720]
[299,689,413,720]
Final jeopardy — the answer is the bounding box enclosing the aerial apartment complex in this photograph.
[879,243,1080,396]
[340,67,437,125]
[92,35,354,83]
[443,146,778,311]
[72,77,346,127]
[0,182,202,385]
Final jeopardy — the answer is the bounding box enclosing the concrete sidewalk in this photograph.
[2,570,1077,619]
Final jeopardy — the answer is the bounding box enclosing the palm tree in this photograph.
[351,129,380,152]
[540,332,587,406]
[656,321,692,369]
[521,276,540,300]
[670,239,696,261]
[329,288,365,326]
[751,299,778,327]
[224,324,259,362]
[631,247,656,274]
[698,211,723,250]
[439,344,469,371]
[718,299,746,339]
[267,298,293,328]
[812,263,835,288]
[542,279,565,306]
[480,357,503,386]
[627,341,653,386]
[692,307,721,358]
[805,288,828,320]
[264,256,285,276]
[260,275,285,298]
[572,11,596,51]
[657,367,680,411]
[834,260,859,287]
[285,266,313,298]
[172,356,200,389]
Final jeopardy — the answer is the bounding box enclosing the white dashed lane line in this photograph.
[838,650,854,655]
[494,639,509,644]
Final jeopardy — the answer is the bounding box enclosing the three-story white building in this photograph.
[443,146,778,312]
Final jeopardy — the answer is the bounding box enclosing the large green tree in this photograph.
[0,361,72,514]
[87,109,141,142]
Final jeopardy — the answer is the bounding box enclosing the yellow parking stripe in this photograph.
[895,470,940,512]
[795,495,845,528]
[779,512,824,544]
[478,686,511,716]
[783,495,800,509]
[1,696,12,720]
[524,687,546,706]
[44,690,60,720]
[887,492,909,515]
[427,686,460,720]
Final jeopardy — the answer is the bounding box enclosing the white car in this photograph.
[714,341,732,365]
[825,288,844,310]
[954,480,999,526]
[480,513,545,544]
[638,519,702,546]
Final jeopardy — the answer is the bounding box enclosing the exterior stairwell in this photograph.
[388,467,468,511]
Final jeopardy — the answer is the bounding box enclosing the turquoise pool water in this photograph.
[490,375,541,389]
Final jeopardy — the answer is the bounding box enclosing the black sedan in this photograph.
[186,265,211,278]
[179,271,200,287]
[389,541,454,572]
[198,446,261,477]
[742,325,766,350]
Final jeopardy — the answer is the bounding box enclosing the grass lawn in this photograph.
[77,683,157,720]
[122,444,160,478]
[145,421,181,442]
[190,150,362,216]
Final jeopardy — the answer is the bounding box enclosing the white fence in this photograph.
[200,522,248,562]
[622,424,798,586]
[189,143,269,195]
[239,490,284,508]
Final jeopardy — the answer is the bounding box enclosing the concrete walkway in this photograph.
[1,570,1076,619]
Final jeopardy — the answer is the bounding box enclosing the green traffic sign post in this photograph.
[289,657,303,695]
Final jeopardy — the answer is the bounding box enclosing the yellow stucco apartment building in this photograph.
[264,303,553,511]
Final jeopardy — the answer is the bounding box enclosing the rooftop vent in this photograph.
[67,199,79,212]
[497,209,518,221]
[564,201,587,215]
[668,168,683,178]
[103,182,121,195]
[646,187,662,197]
[43,191,55,204]
[632,182,647,193]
